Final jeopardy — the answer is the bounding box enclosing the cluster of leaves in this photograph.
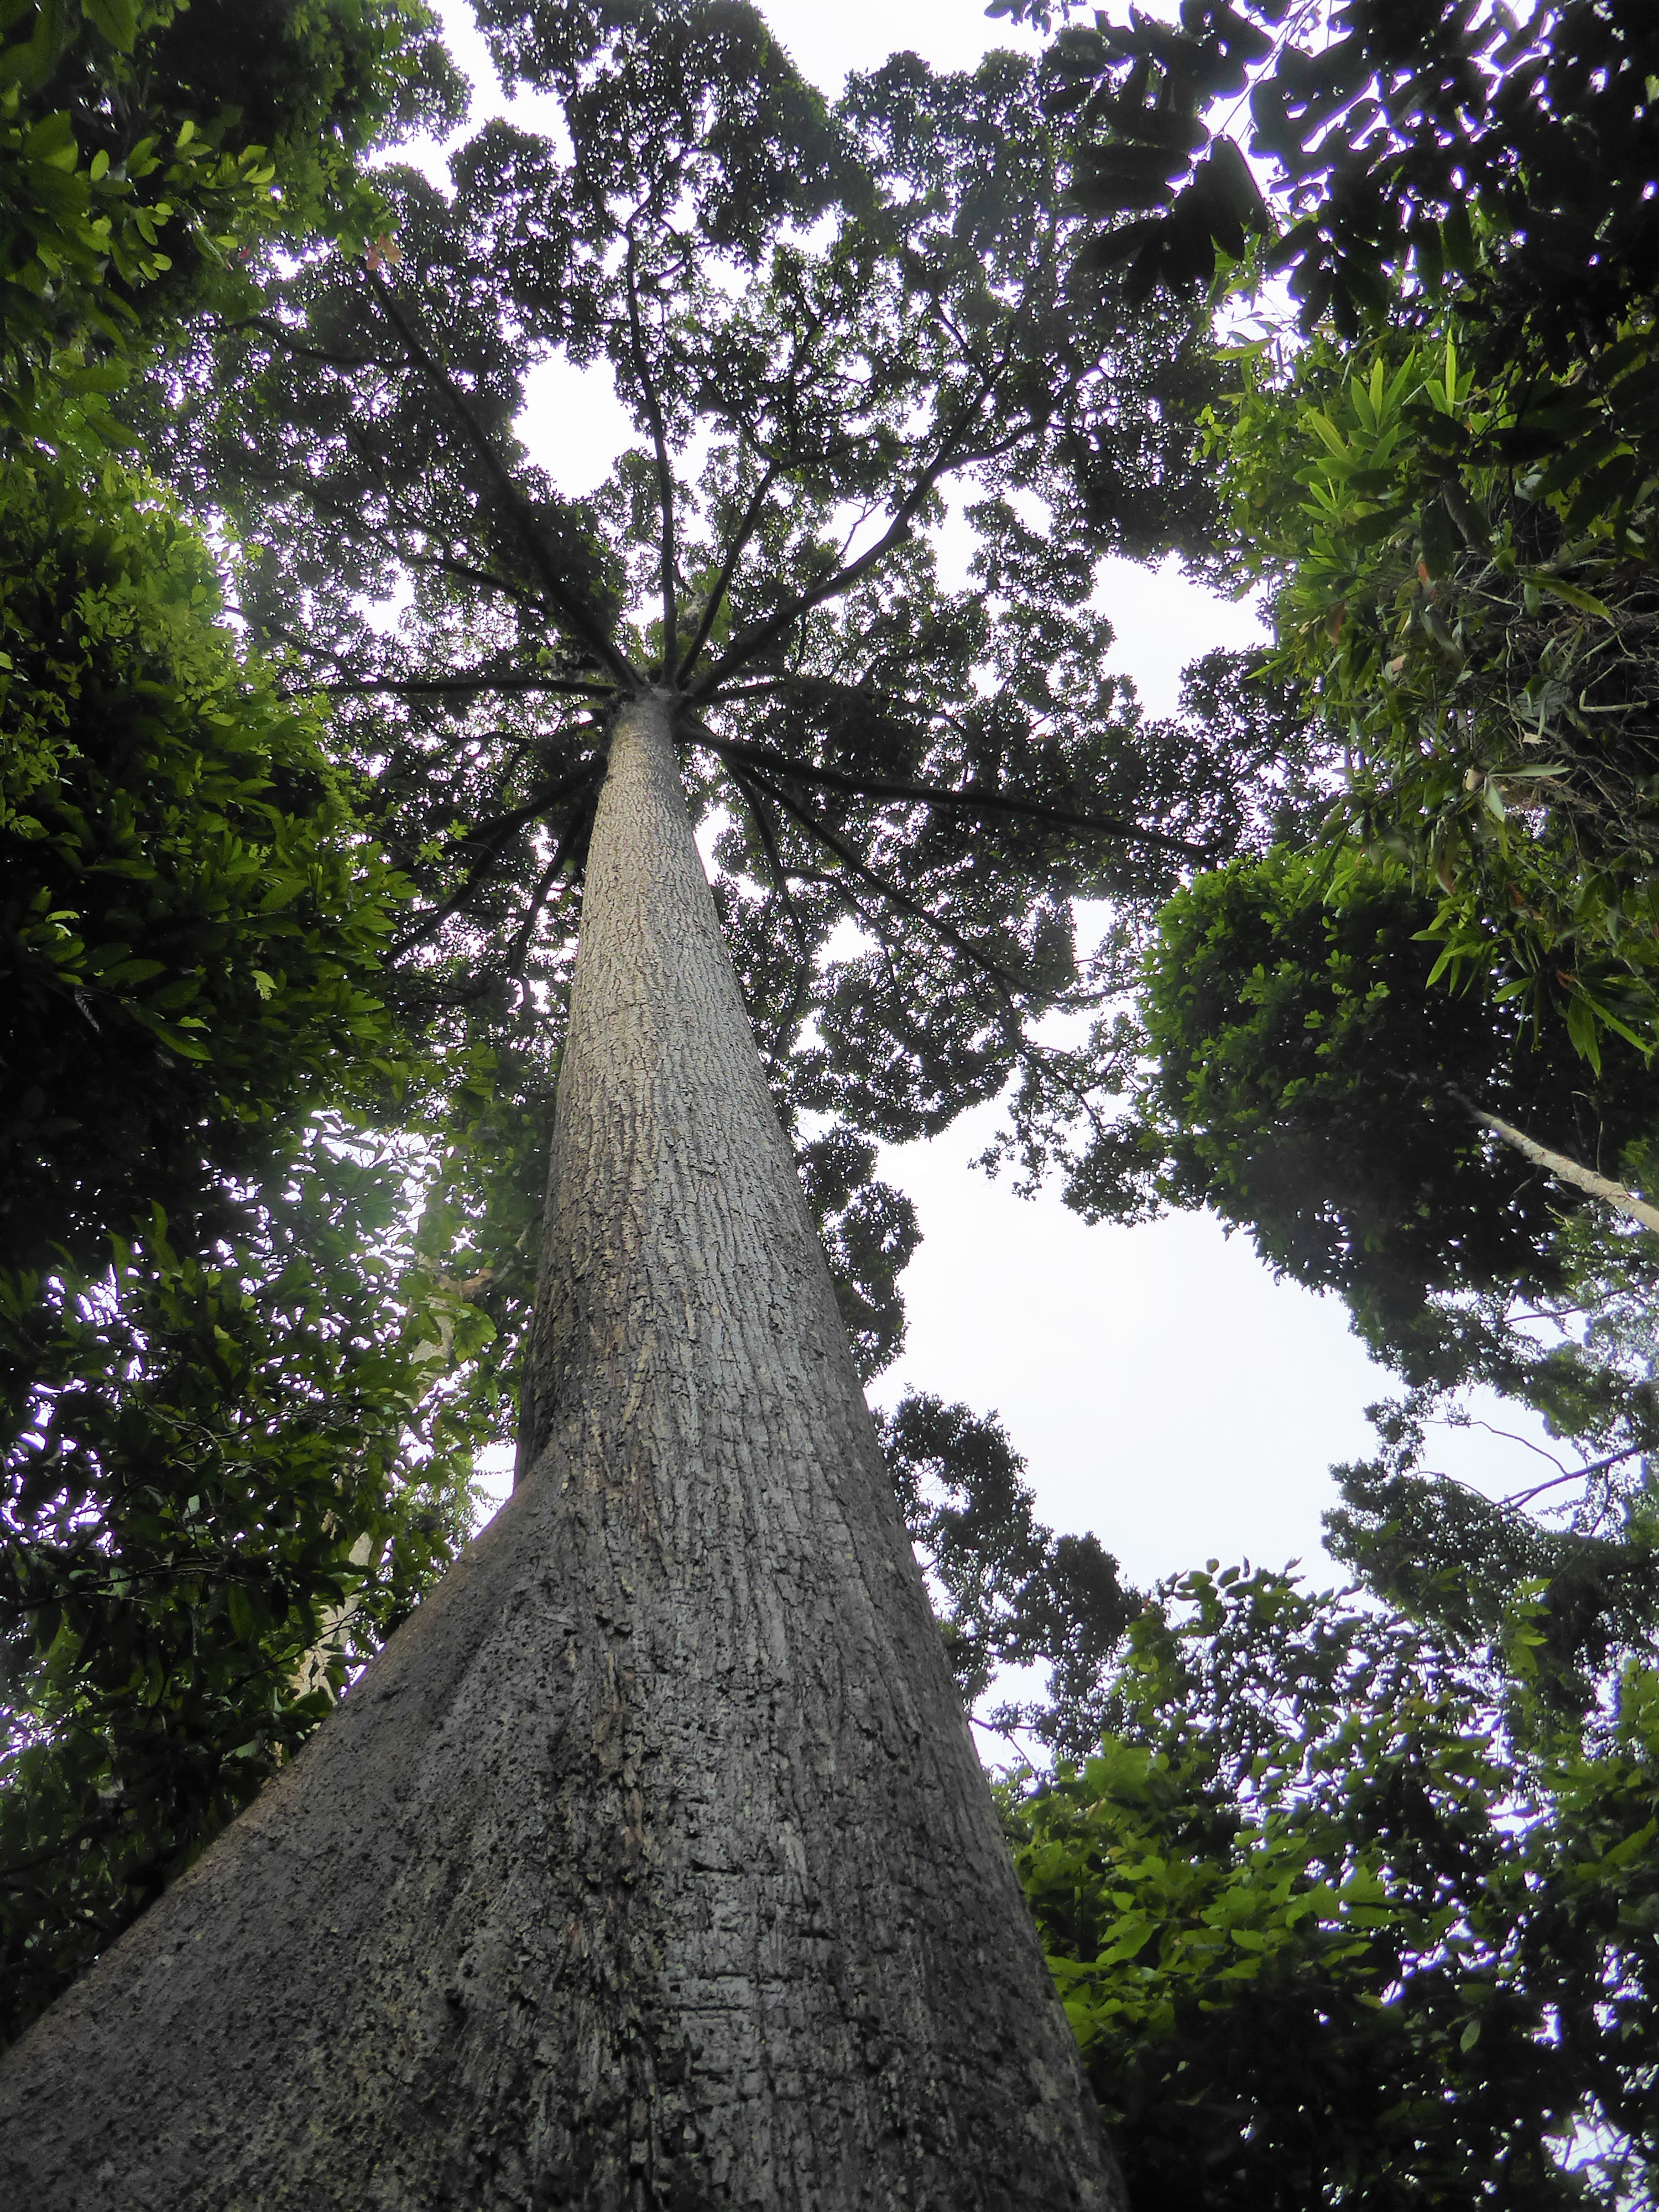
[1013,0,1658,363]
[1077,848,1653,1347]
[880,1391,1135,1757]
[1327,1164,1659,1712]
[2,0,463,452]
[1212,321,1659,1062]
[1009,1565,1659,2210]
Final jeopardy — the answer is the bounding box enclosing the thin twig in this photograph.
[734,759,1027,1005]
[1503,1444,1647,1509]
[723,763,817,964]
[505,799,592,980]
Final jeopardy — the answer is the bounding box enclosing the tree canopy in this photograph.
[4,0,1658,2199]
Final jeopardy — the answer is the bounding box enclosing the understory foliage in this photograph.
[0,451,404,1271]
[1093,844,1659,1692]
[0,442,526,2044]
[1009,1567,1659,2211]
[0,1128,488,2048]
[1092,848,1655,1361]
[1,0,478,2045]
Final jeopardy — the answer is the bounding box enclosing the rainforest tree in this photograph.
[0,3,1240,2200]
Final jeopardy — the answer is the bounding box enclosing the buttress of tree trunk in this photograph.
[0,691,1120,2210]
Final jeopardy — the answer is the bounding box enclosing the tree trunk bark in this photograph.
[1453,1090,1659,1237]
[0,690,1120,2210]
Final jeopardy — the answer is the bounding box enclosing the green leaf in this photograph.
[82,0,138,50]
[1525,573,1615,622]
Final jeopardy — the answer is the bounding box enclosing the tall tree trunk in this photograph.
[0,691,1119,2209]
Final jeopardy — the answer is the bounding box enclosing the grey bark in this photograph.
[0,690,1120,2210]
[1453,1091,1659,1236]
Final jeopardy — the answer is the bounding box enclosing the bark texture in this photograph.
[0,691,1120,2210]
[1453,1091,1659,1236]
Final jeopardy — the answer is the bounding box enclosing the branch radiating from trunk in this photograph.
[0,692,1119,2211]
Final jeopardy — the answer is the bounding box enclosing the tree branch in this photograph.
[721,764,822,1066]
[1449,1088,1659,1235]
[693,727,1211,859]
[724,763,817,966]
[300,672,611,703]
[388,768,600,958]
[505,797,593,980]
[624,230,679,672]
[1503,1444,1647,1510]
[692,380,997,699]
[675,461,781,685]
[733,758,1027,1006]
[361,268,638,690]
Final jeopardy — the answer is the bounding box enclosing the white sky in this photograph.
[421,0,1550,1591]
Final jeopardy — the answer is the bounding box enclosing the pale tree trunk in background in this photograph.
[0,691,1120,2210]
[1453,1090,1659,1237]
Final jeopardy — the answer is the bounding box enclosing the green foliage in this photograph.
[1212,322,1659,1061]
[1009,1567,1659,2210]
[0,443,526,2041]
[1082,847,1655,1355]
[1,0,464,452]
[1090,833,1659,1702]
[1327,1180,1659,1710]
[0,1124,493,2048]
[1329,1453,1659,1721]
[0,447,407,1275]
[1018,0,1659,1060]
[881,1392,1134,1756]
[1018,0,1658,366]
